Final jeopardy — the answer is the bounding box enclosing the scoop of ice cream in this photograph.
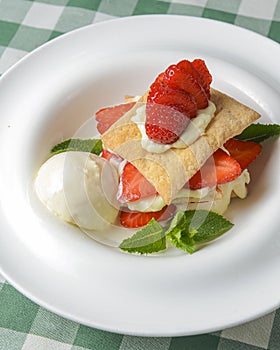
[34,151,119,230]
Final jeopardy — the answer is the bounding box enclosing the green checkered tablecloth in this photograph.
[1,1,280,349]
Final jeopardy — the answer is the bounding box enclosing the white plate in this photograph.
[0,15,280,336]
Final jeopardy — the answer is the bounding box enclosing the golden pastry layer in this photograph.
[101,89,260,204]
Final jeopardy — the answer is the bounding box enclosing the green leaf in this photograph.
[166,210,233,254]
[165,211,196,254]
[50,138,102,156]
[235,123,280,143]
[119,218,166,254]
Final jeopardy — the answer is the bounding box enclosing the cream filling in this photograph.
[127,186,211,212]
[131,101,216,154]
[127,170,250,215]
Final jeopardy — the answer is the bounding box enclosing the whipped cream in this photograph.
[127,186,212,212]
[127,195,166,212]
[185,169,250,214]
[126,170,250,215]
[131,101,216,153]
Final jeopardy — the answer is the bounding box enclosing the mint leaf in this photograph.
[119,218,166,254]
[50,138,102,156]
[166,210,233,254]
[235,123,280,143]
[165,211,196,254]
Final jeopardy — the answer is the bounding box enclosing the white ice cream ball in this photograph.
[35,151,119,230]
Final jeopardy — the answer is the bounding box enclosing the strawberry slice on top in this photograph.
[187,149,242,190]
[148,78,197,119]
[178,59,211,99]
[145,59,212,145]
[192,59,212,92]
[145,105,190,144]
[162,64,209,110]
[145,83,196,144]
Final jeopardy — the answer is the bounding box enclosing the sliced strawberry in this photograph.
[152,72,164,85]
[96,102,135,134]
[118,162,157,203]
[101,149,123,165]
[145,59,212,145]
[187,149,242,190]
[162,64,209,110]
[146,84,196,144]
[101,149,114,161]
[224,138,262,170]
[145,104,190,144]
[148,81,197,118]
[120,205,176,228]
[192,59,212,91]
[177,59,210,99]
[145,122,182,145]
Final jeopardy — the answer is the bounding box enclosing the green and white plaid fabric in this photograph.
[1,0,280,74]
[0,1,280,349]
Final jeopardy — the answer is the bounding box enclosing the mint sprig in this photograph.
[50,138,102,156]
[166,210,233,254]
[119,218,166,254]
[119,210,233,255]
[235,123,280,143]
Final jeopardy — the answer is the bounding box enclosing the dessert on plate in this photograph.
[97,59,261,225]
[35,59,279,254]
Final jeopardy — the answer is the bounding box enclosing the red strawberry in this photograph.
[101,149,114,161]
[146,87,197,144]
[145,82,196,144]
[96,102,135,134]
[162,64,209,110]
[145,59,212,145]
[148,81,197,118]
[120,205,176,228]
[192,59,212,91]
[145,104,190,144]
[177,59,210,99]
[118,162,157,203]
[224,138,262,170]
[101,149,123,165]
[187,149,242,190]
